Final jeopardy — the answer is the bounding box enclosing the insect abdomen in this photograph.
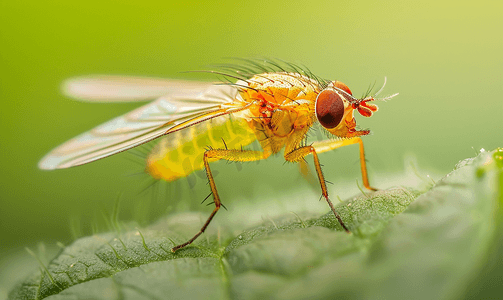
[145,117,256,181]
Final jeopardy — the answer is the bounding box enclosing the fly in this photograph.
[38,59,398,252]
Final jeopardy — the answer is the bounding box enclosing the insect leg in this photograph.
[171,148,267,252]
[284,146,349,232]
[310,137,377,191]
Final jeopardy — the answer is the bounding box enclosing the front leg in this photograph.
[284,146,350,232]
[310,137,377,191]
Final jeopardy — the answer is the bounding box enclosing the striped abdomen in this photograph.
[145,116,256,181]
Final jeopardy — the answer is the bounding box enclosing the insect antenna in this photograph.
[363,77,399,102]
[375,92,399,102]
[362,80,377,99]
[373,76,388,97]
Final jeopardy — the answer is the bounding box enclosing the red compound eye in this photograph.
[316,89,345,129]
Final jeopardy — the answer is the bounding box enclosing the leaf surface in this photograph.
[9,149,503,300]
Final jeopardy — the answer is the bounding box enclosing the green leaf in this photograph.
[9,149,502,300]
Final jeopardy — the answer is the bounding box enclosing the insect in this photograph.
[39,59,398,252]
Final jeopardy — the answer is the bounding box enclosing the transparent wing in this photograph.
[39,84,249,169]
[62,76,214,102]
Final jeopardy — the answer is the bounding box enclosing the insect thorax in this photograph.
[238,73,321,156]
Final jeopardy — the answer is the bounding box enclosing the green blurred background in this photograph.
[1,0,502,296]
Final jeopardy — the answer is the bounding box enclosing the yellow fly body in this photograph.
[39,59,397,252]
[146,116,256,181]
